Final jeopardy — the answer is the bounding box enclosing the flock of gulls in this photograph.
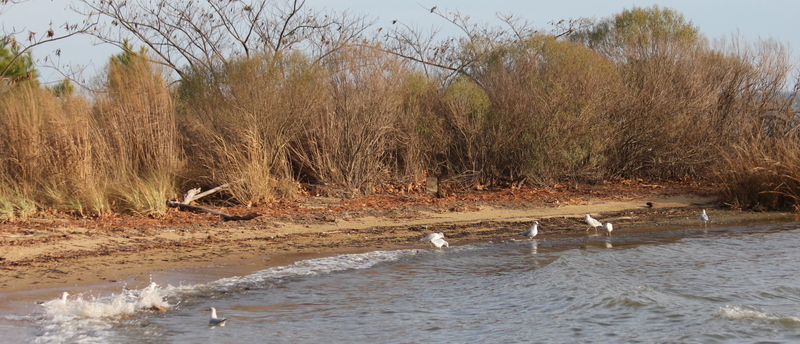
[207,208,713,327]
[419,208,712,245]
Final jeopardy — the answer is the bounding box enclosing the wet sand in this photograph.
[0,183,796,298]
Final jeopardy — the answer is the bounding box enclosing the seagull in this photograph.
[419,232,444,242]
[604,222,613,236]
[419,232,449,247]
[38,291,70,307]
[700,209,709,225]
[430,237,449,248]
[208,307,227,326]
[585,214,603,231]
[520,221,538,239]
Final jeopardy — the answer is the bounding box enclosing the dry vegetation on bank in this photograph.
[0,3,798,220]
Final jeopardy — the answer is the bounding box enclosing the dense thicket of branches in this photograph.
[0,2,798,217]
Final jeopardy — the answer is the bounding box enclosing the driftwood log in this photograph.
[166,200,261,221]
[167,182,260,221]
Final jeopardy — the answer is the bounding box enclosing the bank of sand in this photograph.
[0,182,796,298]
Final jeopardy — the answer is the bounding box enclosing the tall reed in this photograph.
[0,84,104,218]
[92,50,182,214]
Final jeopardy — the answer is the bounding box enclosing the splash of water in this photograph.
[34,282,171,343]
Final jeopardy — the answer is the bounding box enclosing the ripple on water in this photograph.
[718,305,800,327]
[17,225,800,343]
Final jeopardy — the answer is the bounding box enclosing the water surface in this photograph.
[4,222,800,343]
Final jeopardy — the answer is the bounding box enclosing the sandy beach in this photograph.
[0,181,795,295]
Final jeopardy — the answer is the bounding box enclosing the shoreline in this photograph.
[0,182,795,300]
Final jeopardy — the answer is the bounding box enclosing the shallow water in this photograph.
[5,222,800,343]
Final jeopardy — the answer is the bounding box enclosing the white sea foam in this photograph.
[209,249,423,289]
[32,249,425,342]
[34,282,170,343]
[718,305,800,326]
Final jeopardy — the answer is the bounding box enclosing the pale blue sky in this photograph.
[3,0,799,84]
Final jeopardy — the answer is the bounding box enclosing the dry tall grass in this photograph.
[0,84,103,218]
[718,136,800,210]
[92,51,182,214]
[0,49,181,219]
[178,53,328,204]
[711,40,800,210]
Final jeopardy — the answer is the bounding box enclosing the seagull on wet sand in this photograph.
[700,209,709,224]
[430,237,449,248]
[208,307,227,326]
[585,214,603,231]
[419,232,444,242]
[520,221,539,239]
[604,222,613,236]
[420,232,446,247]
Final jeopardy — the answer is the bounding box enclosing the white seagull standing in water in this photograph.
[420,232,445,247]
[604,222,613,236]
[520,221,539,239]
[430,237,449,248]
[419,232,444,242]
[208,307,227,326]
[585,214,603,231]
[700,209,709,225]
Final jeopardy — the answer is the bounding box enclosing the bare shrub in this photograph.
[290,46,407,196]
[572,6,727,179]
[179,53,327,204]
[463,35,621,184]
[84,0,372,80]
[604,44,729,178]
[391,72,446,183]
[712,39,800,209]
[437,76,491,184]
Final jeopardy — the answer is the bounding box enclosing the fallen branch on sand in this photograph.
[167,181,260,221]
[166,200,261,221]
